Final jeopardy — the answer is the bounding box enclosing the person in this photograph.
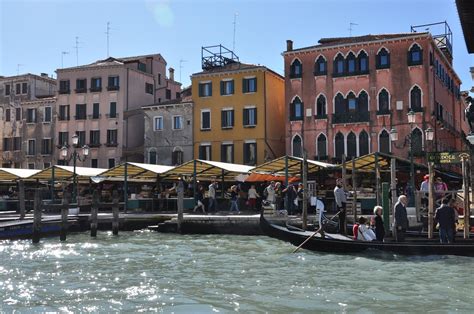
[394,195,409,242]
[420,175,429,209]
[353,217,376,241]
[435,197,456,244]
[229,185,240,214]
[297,183,304,214]
[450,198,459,242]
[264,181,276,205]
[283,184,297,215]
[208,180,217,213]
[274,182,283,212]
[334,179,348,235]
[434,177,448,200]
[193,184,206,214]
[373,205,385,242]
[247,185,259,211]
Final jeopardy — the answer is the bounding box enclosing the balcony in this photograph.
[107,85,120,91]
[289,73,302,79]
[89,87,102,93]
[58,116,70,121]
[58,89,70,94]
[314,114,328,120]
[106,113,119,119]
[89,143,101,148]
[410,106,424,113]
[289,115,303,122]
[74,115,87,120]
[332,111,370,124]
[376,109,391,115]
[105,142,118,147]
[88,114,101,120]
[75,88,87,93]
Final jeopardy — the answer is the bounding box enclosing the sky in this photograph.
[0,0,472,90]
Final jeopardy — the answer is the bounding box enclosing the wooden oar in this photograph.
[292,210,343,253]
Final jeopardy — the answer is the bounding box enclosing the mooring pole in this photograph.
[302,151,308,230]
[91,190,99,237]
[51,166,55,202]
[177,179,184,234]
[60,191,69,241]
[32,189,42,244]
[112,190,119,235]
[382,182,390,234]
[123,162,128,213]
[19,180,26,220]
[352,158,358,223]
[428,162,435,239]
[375,153,380,205]
[390,158,397,227]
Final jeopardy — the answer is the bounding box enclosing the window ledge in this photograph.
[172,128,183,131]
[220,94,234,97]
[200,128,211,131]
[243,91,256,95]
[26,122,37,125]
[243,125,256,128]
[105,143,118,147]
[222,126,234,130]
[154,129,163,132]
[42,121,52,124]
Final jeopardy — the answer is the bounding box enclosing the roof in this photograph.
[28,165,107,180]
[99,162,174,179]
[160,159,254,181]
[456,0,474,53]
[251,156,336,176]
[118,53,164,63]
[191,62,284,80]
[57,54,164,71]
[0,168,41,181]
[285,33,429,54]
[141,98,193,109]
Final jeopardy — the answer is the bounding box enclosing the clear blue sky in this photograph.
[0,0,472,90]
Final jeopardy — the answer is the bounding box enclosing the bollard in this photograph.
[60,192,70,241]
[19,180,26,220]
[112,190,119,235]
[32,190,42,244]
[91,190,99,237]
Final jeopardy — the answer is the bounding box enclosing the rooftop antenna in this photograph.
[73,36,82,66]
[61,51,69,68]
[179,59,187,83]
[232,12,238,52]
[106,21,111,57]
[349,22,358,36]
[16,64,23,75]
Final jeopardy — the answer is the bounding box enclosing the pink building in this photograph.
[283,30,465,178]
[56,54,181,168]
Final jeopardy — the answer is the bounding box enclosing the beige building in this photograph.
[0,73,57,168]
[55,54,181,168]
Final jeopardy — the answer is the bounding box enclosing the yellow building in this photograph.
[191,61,285,166]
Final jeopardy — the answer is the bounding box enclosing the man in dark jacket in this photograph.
[393,195,409,242]
[435,198,456,243]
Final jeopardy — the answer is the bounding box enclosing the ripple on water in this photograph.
[0,232,473,312]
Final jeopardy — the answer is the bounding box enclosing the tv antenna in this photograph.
[61,51,69,68]
[16,64,23,75]
[349,22,358,36]
[179,59,187,83]
[106,21,111,57]
[232,12,238,52]
[73,36,82,66]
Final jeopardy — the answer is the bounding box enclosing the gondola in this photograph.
[260,213,474,257]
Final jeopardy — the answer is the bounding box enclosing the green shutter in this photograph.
[242,78,247,93]
[221,111,225,127]
[198,84,203,97]
[254,108,257,125]
[254,78,257,92]
[243,109,248,126]
[220,81,224,95]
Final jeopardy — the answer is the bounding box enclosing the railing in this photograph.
[87,114,101,119]
[106,113,119,119]
[58,89,70,94]
[107,85,120,91]
[332,111,370,124]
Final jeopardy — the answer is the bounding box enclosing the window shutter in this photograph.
[230,80,234,94]
[209,83,212,96]
[242,78,247,93]
[220,81,224,95]
[254,108,257,124]
[243,109,248,125]
[290,103,295,119]
[254,78,257,92]
[221,111,225,127]
[231,110,234,126]
[67,105,70,120]
[221,145,225,162]
[198,84,203,97]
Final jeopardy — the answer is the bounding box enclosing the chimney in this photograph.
[169,68,175,81]
[286,40,293,51]
[41,73,48,78]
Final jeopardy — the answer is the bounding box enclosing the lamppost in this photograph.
[466,133,474,238]
[60,133,89,204]
[390,110,434,206]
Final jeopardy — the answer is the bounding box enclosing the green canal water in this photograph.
[0,231,473,313]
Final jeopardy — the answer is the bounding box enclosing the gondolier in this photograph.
[334,179,348,235]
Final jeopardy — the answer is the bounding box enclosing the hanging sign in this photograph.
[427,152,470,164]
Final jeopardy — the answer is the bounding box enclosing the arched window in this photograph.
[411,128,423,156]
[316,134,327,159]
[346,52,356,74]
[172,147,183,165]
[290,96,303,121]
[378,89,389,113]
[290,59,302,78]
[316,95,326,118]
[376,48,390,69]
[347,132,357,159]
[357,51,368,73]
[347,92,357,111]
[334,53,345,76]
[335,132,345,160]
[358,91,369,112]
[292,134,302,157]
[314,56,327,76]
[379,130,390,154]
[410,86,422,111]
[359,130,369,156]
[334,93,345,114]
[148,149,157,164]
[408,43,422,65]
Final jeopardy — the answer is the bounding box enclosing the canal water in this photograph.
[1,231,473,312]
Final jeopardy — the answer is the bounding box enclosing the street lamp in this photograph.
[61,133,89,204]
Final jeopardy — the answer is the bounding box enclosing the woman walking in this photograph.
[229,185,240,214]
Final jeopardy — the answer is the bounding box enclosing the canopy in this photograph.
[99,162,174,179]
[342,152,427,172]
[160,159,254,181]
[251,155,336,176]
[0,168,41,181]
[245,173,300,183]
[28,165,107,180]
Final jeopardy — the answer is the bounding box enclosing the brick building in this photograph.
[283,30,465,173]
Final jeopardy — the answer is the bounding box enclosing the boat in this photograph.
[260,213,474,257]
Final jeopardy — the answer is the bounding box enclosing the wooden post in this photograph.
[91,190,99,237]
[123,162,128,213]
[60,191,69,241]
[112,190,119,235]
[177,180,184,233]
[19,180,26,220]
[390,158,397,221]
[302,151,308,230]
[382,182,390,234]
[352,158,358,223]
[32,189,42,244]
[428,162,435,239]
[341,154,347,232]
[375,153,381,205]
[462,158,469,239]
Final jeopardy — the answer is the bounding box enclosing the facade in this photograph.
[0,73,57,168]
[143,92,193,166]
[55,54,181,168]
[191,61,285,166]
[283,32,465,168]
